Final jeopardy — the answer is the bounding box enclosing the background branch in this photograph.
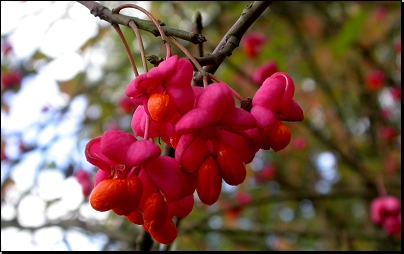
[192,1,272,86]
[188,226,401,243]
[76,1,206,44]
[181,187,391,236]
[2,1,399,251]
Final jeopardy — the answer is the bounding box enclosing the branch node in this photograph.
[242,2,254,15]
[125,20,133,27]
[157,20,166,26]
[241,98,253,112]
[147,55,164,67]
[90,6,109,21]
[191,33,207,44]
[227,35,240,47]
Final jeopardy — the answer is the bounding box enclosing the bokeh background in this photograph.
[1,1,401,251]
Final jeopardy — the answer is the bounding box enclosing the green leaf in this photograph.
[329,9,367,57]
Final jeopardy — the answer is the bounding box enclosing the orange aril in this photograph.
[142,192,169,232]
[147,93,177,123]
[263,120,291,152]
[90,179,127,212]
[113,176,143,216]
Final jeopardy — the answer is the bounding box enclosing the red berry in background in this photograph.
[1,148,7,161]
[235,191,252,206]
[255,163,277,183]
[241,32,267,58]
[379,108,393,121]
[383,214,401,236]
[118,96,138,114]
[379,126,398,142]
[370,196,401,225]
[373,6,387,22]
[291,136,307,150]
[1,40,13,56]
[74,169,94,198]
[221,200,240,221]
[389,86,401,101]
[252,60,278,85]
[365,70,385,91]
[223,191,253,221]
[394,38,401,53]
[302,15,323,39]
[1,69,22,89]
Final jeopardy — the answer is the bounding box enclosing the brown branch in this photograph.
[192,1,272,86]
[195,11,204,58]
[77,1,271,75]
[135,229,154,251]
[76,1,206,44]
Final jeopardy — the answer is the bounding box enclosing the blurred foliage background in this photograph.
[1,1,401,251]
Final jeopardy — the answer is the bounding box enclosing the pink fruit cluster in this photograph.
[370,196,401,236]
[85,55,304,244]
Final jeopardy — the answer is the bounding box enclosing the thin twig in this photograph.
[209,73,245,101]
[112,24,139,76]
[111,5,149,73]
[128,21,149,73]
[112,3,172,59]
[186,226,400,242]
[168,36,206,75]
